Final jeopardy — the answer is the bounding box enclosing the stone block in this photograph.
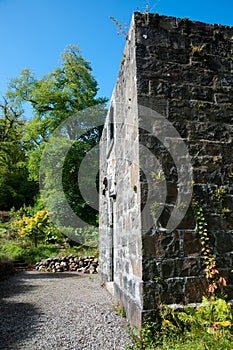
[183,231,201,256]
[177,206,196,230]
[184,277,208,303]
[143,281,163,309]
[175,257,202,277]
[161,277,185,304]
[142,230,181,259]
[212,231,233,254]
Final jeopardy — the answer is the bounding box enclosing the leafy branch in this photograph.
[110,16,128,39]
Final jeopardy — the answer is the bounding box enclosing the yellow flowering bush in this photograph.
[15,209,50,247]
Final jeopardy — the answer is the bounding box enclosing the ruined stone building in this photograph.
[99,12,233,328]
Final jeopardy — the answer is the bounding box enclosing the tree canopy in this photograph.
[7,45,107,179]
[0,98,37,209]
[1,45,107,229]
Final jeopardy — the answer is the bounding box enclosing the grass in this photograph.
[0,222,9,235]
[0,220,99,282]
[0,222,98,266]
[140,335,233,350]
[154,334,233,349]
[114,303,126,318]
[128,327,233,350]
[0,239,98,265]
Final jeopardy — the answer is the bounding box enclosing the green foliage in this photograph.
[0,240,26,260]
[0,253,11,261]
[4,45,107,228]
[7,45,104,123]
[121,54,126,67]
[58,225,98,247]
[0,45,103,267]
[0,235,98,265]
[221,207,230,217]
[13,209,50,247]
[7,46,107,229]
[19,243,61,264]
[0,240,54,264]
[109,16,128,39]
[7,45,107,179]
[131,297,233,349]
[73,226,98,247]
[154,276,163,283]
[192,200,227,295]
[141,320,160,348]
[61,136,101,226]
[151,170,165,183]
[196,102,205,110]
[10,200,99,250]
[131,201,232,349]
[214,186,227,202]
[11,207,65,247]
[212,156,220,163]
[0,221,9,234]
[213,29,220,37]
[191,44,207,59]
[160,297,233,335]
[114,303,126,317]
[0,98,38,210]
[150,202,163,222]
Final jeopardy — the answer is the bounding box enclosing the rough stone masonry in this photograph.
[99,12,233,329]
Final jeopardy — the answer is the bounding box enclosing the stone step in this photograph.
[13,259,29,269]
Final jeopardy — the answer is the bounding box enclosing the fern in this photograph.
[135,297,233,349]
[176,311,195,325]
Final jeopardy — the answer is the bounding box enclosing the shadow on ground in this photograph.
[20,271,88,280]
[0,271,87,349]
[0,300,40,350]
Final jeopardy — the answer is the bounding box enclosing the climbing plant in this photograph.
[192,200,227,296]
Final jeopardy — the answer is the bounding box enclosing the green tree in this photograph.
[7,45,107,227]
[7,45,106,179]
[0,98,38,210]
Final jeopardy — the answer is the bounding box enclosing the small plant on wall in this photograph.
[192,200,227,296]
[191,44,206,55]
[109,16,128,39]
[214,186,227,203]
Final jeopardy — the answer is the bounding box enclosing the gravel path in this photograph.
[0,271,134,349]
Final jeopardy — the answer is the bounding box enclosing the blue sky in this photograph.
[0,0,233,103]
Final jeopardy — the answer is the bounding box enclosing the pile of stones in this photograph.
[35,255,98,274]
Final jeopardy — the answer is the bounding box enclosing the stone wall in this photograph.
[99,12,233,328]
[99,22,143,328]
[135,13,233,313]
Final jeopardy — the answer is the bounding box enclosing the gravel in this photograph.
[0,271,134,349]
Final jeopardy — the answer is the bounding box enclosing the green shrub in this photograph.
[61,225,98,247]
[0,241,26,260]
[22,244,60,264]
[0,205,98,265]
[131,297,233,350]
